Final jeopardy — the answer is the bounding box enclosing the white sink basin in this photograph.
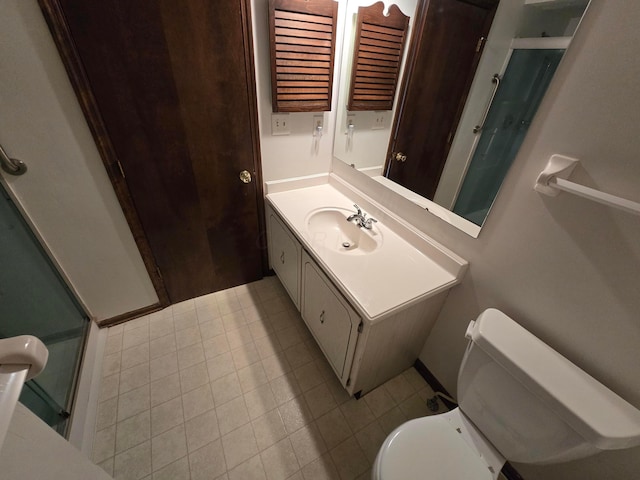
[305,207,383,254]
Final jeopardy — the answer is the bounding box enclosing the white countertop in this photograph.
[266,182,467,321]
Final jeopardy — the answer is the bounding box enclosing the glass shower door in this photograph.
[453,48,566,225]
[0,183,89,435]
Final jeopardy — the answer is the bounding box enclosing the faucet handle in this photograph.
[353,204,362,215]
[363,217,378,229]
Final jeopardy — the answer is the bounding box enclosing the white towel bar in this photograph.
[535,155,640,216]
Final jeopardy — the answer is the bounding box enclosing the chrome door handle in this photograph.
[239,170,252,183]
[280,251,285,264]
[320,310,325,324]
[473,73,501,134]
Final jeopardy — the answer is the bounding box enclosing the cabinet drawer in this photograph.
[301,251,360,380]
[268,210,301,308]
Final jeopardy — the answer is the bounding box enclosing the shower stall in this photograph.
[0,182,89,435]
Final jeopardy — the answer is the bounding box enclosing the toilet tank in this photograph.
[457,309,640,465]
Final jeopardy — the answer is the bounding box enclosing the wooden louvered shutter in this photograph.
[348,2,409,111]
[269,0,338,112]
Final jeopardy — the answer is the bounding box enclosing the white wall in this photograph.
[251,0,340,182]
[421,1,640,478]
[0,0,158,320]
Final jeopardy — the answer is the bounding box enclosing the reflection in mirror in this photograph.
[387,0,501,205]
[333,0,590,236]
[346,2,410,112]
[334,0,419,168]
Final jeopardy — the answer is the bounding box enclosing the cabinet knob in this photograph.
[320,310,325,324]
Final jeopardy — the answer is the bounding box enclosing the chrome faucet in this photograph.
[346,204,378,230]
[362,216,378,230]
[346,204,363,223]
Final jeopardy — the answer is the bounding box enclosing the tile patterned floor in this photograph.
[92,276,439,480]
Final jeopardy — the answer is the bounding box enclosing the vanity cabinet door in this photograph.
[268,209,301,308]
[301,252,360,382]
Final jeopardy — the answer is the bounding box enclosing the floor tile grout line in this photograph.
[94,277,430,480]
[238,380,268,479]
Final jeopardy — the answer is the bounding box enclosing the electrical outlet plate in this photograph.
[372,111,387,130]
[271,113,290,136]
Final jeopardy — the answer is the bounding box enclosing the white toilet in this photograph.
[373,309,640,479]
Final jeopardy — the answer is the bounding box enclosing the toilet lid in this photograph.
[374,415,496,480]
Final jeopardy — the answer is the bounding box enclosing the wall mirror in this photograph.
[333,0,590,237]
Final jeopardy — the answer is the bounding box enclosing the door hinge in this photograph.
[357,320,363,333]
[476,36,485,53]
[116,160,125,178]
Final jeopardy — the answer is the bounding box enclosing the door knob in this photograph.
[394,152,407,162]
[239,170,252,183]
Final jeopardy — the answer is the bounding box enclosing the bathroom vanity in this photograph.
[265,175,467,396]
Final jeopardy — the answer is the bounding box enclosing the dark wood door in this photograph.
[386,0,498,200]
[45,0,266,303]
